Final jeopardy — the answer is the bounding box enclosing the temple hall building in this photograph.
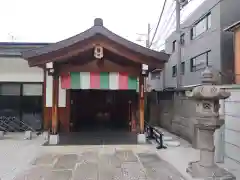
[0,18,169,143]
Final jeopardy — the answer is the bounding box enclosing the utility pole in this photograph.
[136,23,151,48]
[146,23,151,48]
[145,23,151,92]
[176,0,188,89]
[176,0,182,89]
[136,23,151,91]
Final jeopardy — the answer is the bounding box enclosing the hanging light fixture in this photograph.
[142,64,148,76]
[46,62,54,75]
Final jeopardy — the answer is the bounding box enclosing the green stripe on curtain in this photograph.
[71,72,80,89]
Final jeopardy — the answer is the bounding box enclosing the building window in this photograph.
[207,13,211,29]
[0,83,43,131]
[151,71,160,80]
[172,40,176,52]
[22,84,42,96]
[0,84,21,96]
[181,62,185,75]
[172,65,177,77]
[190,51,209,72]
[180,33,185,45]
[191,13,211,39]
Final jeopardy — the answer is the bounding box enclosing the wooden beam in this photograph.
[139,74,145,133]
[28,41,94,67]
[95,38,164,69]
[51,74,59,134]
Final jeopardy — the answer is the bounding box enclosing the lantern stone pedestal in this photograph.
[186,67,235,180]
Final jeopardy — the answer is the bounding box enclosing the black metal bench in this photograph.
[145,121,167,149]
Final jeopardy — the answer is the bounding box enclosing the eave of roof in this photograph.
[0,42,51,57]
[0,42,51,47]
[22,18,169,63]
[224,20,240,32]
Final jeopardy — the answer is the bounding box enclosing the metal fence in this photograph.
[0,109,41,132]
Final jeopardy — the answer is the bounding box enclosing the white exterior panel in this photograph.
[46,73,53,107]
[58,78,66,107]
[0,57,43,82]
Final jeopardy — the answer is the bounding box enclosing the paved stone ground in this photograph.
[13,147,185,180]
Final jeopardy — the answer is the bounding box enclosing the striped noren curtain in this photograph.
[61,72,139,91]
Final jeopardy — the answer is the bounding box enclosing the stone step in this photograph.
[163,136,173,141]
[164,141,180,147]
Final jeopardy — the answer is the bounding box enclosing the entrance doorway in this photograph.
[70,90,137,132]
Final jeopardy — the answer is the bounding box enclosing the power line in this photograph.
[153,6,176,43]
[153,8,183,49]
[151,5,177,49]
[149,0,167,47]
[153,0,193,49]
[159,0,197,40]
[155,10,176,44]
[155,0,220,50]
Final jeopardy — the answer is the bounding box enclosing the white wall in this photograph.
[45,72,66,107]
[0,57,43,82]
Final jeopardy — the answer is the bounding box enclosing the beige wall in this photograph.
[235,29,240,84]
[0,57,43,82]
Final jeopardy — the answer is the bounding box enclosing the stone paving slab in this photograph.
[78,151,99,163]
[54,154,78,170]
[122,162,148,180]
[32,154,58,166]
[13,166,52,180]
[46,170,72,180]
[138,153,186,180]
[98,166,122,180]
[98,154,122,168]
[13,147,186,180]
[115,150,138,162]
[14,167,72,180]
[73,162,98,180]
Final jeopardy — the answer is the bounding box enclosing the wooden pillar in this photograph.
[43,69,48,130]
[139,74,145,134]
[66,89,71,132]
[51,75,59,134]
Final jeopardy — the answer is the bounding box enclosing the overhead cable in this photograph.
[149,0,168,47]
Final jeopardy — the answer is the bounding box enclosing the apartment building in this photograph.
[149,0,240,90]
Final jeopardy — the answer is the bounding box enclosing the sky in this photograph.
[0,0,206,50]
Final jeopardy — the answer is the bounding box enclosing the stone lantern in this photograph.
[186,67,235,179]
